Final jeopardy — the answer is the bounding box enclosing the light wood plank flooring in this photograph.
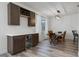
[0,39,78,57]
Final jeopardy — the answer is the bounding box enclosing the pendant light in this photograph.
[55,10,61,19]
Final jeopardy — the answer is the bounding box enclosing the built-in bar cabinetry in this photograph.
[7,33,39,55]
[7,35,26,55]
[8,2,35,26]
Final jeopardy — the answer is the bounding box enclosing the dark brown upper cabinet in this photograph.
[8,3,20,25]
[28,12,35,26]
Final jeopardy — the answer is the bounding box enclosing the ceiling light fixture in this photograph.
[57,10,61,13]
[55,10,61,19]
[55,15,61,19]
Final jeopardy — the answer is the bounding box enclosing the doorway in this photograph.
[41,17,48,40]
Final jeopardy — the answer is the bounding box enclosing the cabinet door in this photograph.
[28,12,35,26]
[8,3,20,25]
[13,35,26,54]
[32,34,39,47]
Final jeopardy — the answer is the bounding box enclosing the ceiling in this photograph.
[20,2,79,17]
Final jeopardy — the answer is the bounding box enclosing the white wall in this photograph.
[0,2,36,54]
[48,13,79,40]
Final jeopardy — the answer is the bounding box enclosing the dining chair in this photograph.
[48,31,53,42]
[72,30,78,42]
[48,31,58,45]
[51,34,58,45]
[48,31,53,39]
[57,31,66,44]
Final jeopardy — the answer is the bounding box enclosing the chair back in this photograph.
[72,30,78,37]
[48,31,53,39]
[48,31,53,34]
[62,31,66,41]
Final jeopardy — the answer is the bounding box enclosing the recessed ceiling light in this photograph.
[57,10,61,13]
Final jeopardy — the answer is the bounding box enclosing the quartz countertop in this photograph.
[6,33,38,36]
[6,34,26,36]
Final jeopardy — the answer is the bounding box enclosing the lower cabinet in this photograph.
[7,33,39,55]
[7,35,26,55]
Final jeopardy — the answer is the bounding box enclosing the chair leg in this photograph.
[57,39,64,44]
[53,40,57,46]
[50,41,52,44]
[73,37,75,42]
[52,38,58,46]
[49,39,52,44]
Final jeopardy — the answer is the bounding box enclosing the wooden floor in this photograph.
[0,39,78,57]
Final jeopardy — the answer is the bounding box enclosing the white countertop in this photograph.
[6,34,26,36]
[6,33,38,36]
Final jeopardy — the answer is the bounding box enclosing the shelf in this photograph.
[20,7,30,16]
